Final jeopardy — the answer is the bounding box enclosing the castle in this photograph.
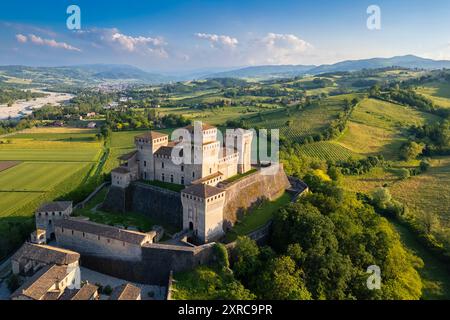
[110,122,256,243]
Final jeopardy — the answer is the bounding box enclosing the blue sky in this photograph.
[1,0,449,72]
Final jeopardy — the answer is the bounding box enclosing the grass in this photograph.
[416,82,450,109]
[336,98,439,160]
[388,219,450,300]
[223,192,291,243]
[0,127,104,259]
[0,162,90,192]
[139,179,185,192]
[222,168,257,184]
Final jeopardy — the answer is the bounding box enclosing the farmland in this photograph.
[0,127,102,258]
[297,141,359,161]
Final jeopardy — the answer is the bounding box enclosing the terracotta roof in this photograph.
[109,283,141,300]
[135,131,167,141]
[54,218,154,245]
[118,150,137,161]
[36,201,72,213]
[11,265,68,300]
[154,145,175,157]
[12,243,80,266]
[71,283,98,300]
[184,123,216,133]
[192,172,223,185]
[182,183,224,198]
[111,166,131,174]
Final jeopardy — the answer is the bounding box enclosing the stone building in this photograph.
[54,217,157,261]
[35,201,73,240]
[109,122,257,243]
[11,242,80,278]
[10,243,82,300]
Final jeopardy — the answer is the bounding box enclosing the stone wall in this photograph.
[78,242,216,285]
[129,183,183,229]
[219,164,290,230]
[102,182,183,229]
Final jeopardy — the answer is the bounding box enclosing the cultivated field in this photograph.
[0,127,102,258]
[297,141,359,161]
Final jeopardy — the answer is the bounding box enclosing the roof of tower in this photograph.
[184,123,216,133]
[182,183,224,198]
[118,150,137,161]
[135,131,168,141]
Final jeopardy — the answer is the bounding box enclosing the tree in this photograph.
[371,187,392,210]
[399,141,425,161]
[398,168,410,180]
[233,236,261,282]
[256,256,311,300]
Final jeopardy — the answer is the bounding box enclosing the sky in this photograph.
[0,0,450,72]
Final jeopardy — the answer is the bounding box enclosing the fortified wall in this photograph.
[79,242,216,285]
[219,164,290,230]
[102,182,183,229]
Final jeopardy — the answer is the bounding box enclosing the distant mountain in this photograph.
[0,64,171,86]
[204,55,450,80]
[204,65,316,80]
[309,55,450,74]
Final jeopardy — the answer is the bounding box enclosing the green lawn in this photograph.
[224,192,292,243]
[416,82,450,109]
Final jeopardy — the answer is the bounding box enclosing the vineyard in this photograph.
[297,141,359,162]
[244,94,355,143]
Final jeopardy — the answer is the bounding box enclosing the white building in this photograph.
[110,122,254,243]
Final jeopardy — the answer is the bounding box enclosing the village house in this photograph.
[109,283,141,300]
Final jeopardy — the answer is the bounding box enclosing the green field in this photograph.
[416,82,450,108]
[336,98,439,160]
[0,127,103,258]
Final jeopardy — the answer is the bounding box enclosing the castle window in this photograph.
[162,173,165,181]
[162,162,164,169]
[62,228,64,233]
[192,172,195,178]
[210,168,212,174]
[181,165,184,172]
[52,212,55,216]
[72,230,74,235]
[98,236,100,240]
[144,161,147,167]
[181,177,184,185]
[38,213,41,217]
[82,232,85,237]
[59,212,62,216]
[170,175,174,183]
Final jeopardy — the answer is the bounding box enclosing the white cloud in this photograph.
[27,34,81,52]
[16,34,27,43]
[76,28,168,58]
[195,33,239,49]
[248,33,313,65]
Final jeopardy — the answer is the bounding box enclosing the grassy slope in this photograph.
[416,82,450,109]
[337,98,439,160]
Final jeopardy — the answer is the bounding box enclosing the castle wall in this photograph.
[219,164,290,230]
[128,183,183,229]
[77,243,216,285]
[55,226,143,261]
